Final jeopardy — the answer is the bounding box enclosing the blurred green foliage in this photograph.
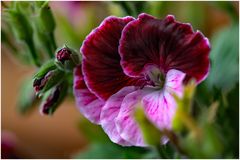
[207,24,239,93]
[17,78,39,114]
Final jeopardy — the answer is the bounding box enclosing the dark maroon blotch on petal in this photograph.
[119,13,210,83]
[81,16,144,100]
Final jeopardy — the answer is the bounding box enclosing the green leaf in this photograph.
[77,117,110,143]
[183,124,223,158]
[206,24,239,93]
[73,142,148,159]
[215,83,239,158]
[76,117,150,158]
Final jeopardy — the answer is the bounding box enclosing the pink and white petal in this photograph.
[115,88,153,147]
[74,89,105,124]
[73,65,104,124]
[81,16,144,101]
[165,69,186,97]
[100,86,137,146]
[142,90,176,130]
[119,13,210,83]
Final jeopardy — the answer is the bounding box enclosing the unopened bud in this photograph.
[33,69,64,96]
[40,81,68,115]
[33,60,56,79]
[3,9,33,42]
[55,46,80,72]
[35,2,55,34]
[56,47,71,63]
[33,60,64,95]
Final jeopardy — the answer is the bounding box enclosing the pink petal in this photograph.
[73,65,104,124]
[100,86,137,146]
[165,69,186,97]
[115,88,152,147]
[81,16,144,101]
[142,90,177,130]
[119,13,210,83]
[142,69,185,130]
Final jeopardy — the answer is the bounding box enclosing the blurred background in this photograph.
[1,1,239,158]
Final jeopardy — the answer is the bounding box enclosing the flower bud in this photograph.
[3,3,40,66]
[33,60,56,80]
[33,60,65,96]
[55,46,80,72]
[33,69,64,96]
[3,9,33,42]
[40,81,68,115]
[35,2,55,34]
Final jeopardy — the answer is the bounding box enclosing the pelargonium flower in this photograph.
[74,13,210,146]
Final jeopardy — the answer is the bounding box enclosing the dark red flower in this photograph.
[74,13,210,146]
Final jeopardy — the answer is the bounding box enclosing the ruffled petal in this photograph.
[73,65,104,124]
[81,16,143,100]
[100,86,136,146]
[119,13,210,83]
[165,69,186,97]
[115,88,152,146]
[142,90,176,130]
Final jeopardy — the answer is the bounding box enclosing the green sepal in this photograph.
[37,69,65,96]
[70,52,80,65]
[33,60,56,79]
[54,60,65,72]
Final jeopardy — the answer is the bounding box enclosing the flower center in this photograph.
[143,65,165,89]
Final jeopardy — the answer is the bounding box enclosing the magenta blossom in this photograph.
[74,13,210,146]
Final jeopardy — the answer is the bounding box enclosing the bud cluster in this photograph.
[32,46,80,115]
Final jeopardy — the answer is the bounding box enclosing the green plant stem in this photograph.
[50,32,57,51]
[46,42,54,58]
[26,39,40,67]
[162,130,189,157]
[156,144,168,159]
